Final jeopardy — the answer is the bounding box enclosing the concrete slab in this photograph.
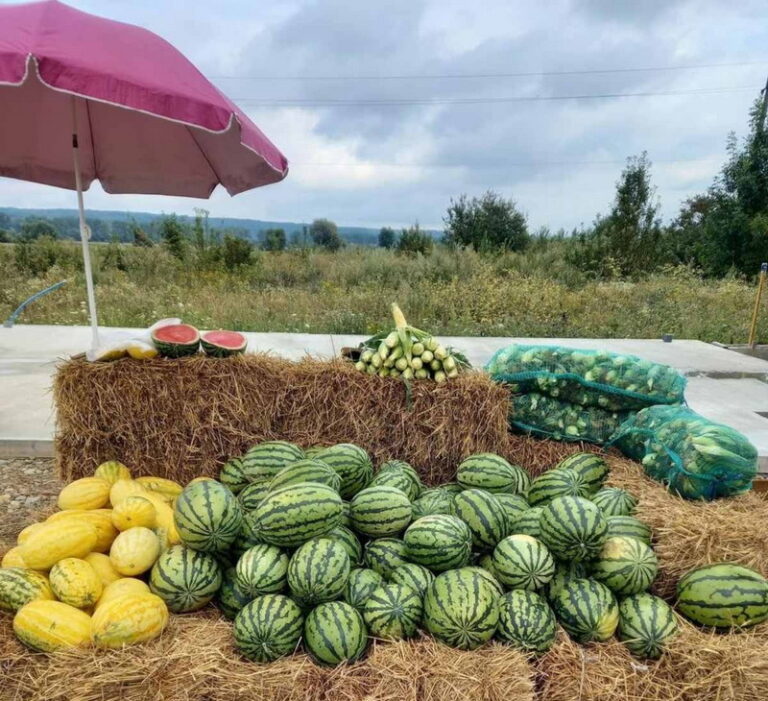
[2,325,767,473]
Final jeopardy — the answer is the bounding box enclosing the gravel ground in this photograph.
[0,457,61,547]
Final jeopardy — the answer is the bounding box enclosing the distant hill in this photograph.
[0,207,440,246]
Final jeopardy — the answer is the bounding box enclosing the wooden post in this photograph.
[748,262,767,348]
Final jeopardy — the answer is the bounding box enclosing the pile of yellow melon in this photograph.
[0,462,183,651]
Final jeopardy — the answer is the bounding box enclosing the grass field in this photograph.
[0,241,764,342]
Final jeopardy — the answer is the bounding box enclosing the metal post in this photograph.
[748,262,767,348]
[71,96,100,350]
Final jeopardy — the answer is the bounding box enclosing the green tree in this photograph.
[19,217,58,241]
[159,215,187,261]
[262,228,287,251]
[14,235,59,275]
[396,223,434,255]
[222,234,253,270]
[568,153,662,277]
[131,221,154,247]
[444,190,529,252]
[378,226,396,249]
[310,218,344,251]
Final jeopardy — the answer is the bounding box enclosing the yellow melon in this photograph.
[19,521,97,571]
[16,522,46,546]
[149,500,181,546]
[96,577,150,609]
[58,477,111,511]
[1,547,27,569]
[109,480,149,507]
[47,509,118,553]
[94,461,132,485]
[49,558,103,609]
[135,476,183,502]
[13,600,92,652]
[91,592,169,648]
[111,496,156,531]
[83,553,122,587]
[109,527,160,576]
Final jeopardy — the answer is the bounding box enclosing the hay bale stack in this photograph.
[54,356,510,486]
[537,624,768,701]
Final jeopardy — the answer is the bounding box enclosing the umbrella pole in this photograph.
[71,97,100,350]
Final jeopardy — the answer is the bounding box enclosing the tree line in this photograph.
[4,89,768,279]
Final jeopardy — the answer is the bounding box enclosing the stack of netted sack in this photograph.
[608,405,758,500]
[486,345,686,444]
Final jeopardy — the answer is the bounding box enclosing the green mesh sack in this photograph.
[609,406,757,500]
[511,392,630,444]
[486,344,686,411]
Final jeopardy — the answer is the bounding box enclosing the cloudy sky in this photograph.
[2,0,768,231]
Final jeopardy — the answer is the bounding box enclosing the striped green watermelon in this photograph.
[340,501,351,528]
[451,488,510,552]
[241,441,305,483]
[233,594,303,662]
[545,561,588,602]
[492,534,555,591]
[495,493,530,523]
[344,568,383,610]
[151,323,200,357]
[304,445,327,459]
[0,568,53,613]
[235,544,289,598]
[553,578,619,643]
[304,601,368,665]
[174,480,243,553]
[618,592,678,659]
[440,482,464,497]
[556,453,609,493]
[219,457,248,494]
[496,589,557,654]
[374,460,422,500]
[217,567,252,620]
[230,527,266,559]
[237,480,272,512]
[412,489,454,520]
[403,515,472,572]
[423,567,500,650]
[676,563,768,628]
[510,507,542,538]
[591,487,637,517]
[457,453,528,495]
[478,553,500,579]
[313,444,373,499]
[527,467,595,506]
[388,563,434,597]
[363,538,409,578]
[249,483,342,547]
[591,536,658,595]
[287,537,350,607]
[368,469,415,499]
[323,526,362,565]
[149,544,222,613]
[605,515,652,544]
[464,565,504,597]
[269,459,342,493]
[539,496,607,562]
[363,583,423,640]
[349,486,412,538]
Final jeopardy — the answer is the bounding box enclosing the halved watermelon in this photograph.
[201,330,247,357]
[151,324,200,357]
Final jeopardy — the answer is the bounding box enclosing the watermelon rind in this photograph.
[149,545,222,613]
[553,578,619,643]
[173,480,243,553]
[201,330,247,358]
[496,589,557,654]
[287,537,351,608]
[304,601,368,665]
[618,592,678,659]
[344,568,384,610]
[590,536,658,596]
[151,324,200,358]
[362,583,423,640]
[363,538,409,578]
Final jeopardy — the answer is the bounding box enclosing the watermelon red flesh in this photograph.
[151,324,200,358]
[201,330,247,357]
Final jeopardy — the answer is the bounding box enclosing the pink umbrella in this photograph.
[0,0,288,347]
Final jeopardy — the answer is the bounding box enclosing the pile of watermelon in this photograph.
[3,445,767,666]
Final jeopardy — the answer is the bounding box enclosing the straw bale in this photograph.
[54,355,510,486]
[536,622,768,701]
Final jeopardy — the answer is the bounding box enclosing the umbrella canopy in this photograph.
[0,0,288,196]
[0,0,289,348]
